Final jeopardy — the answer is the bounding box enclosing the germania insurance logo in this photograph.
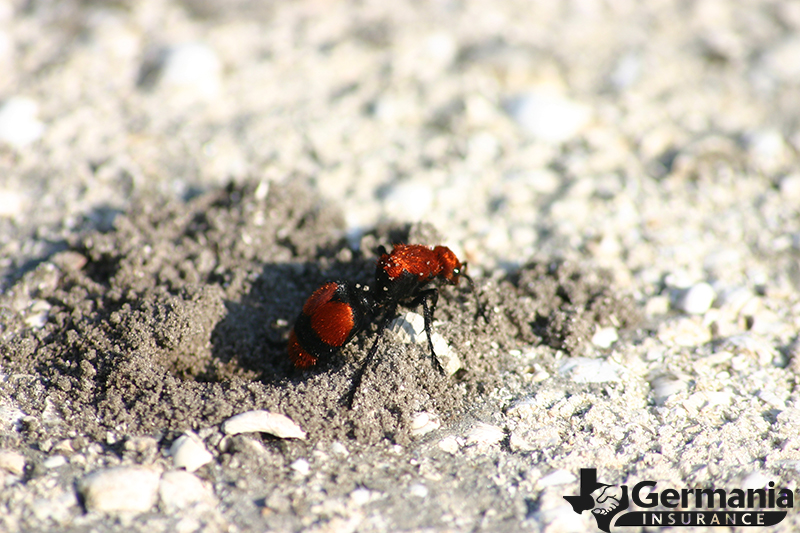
[563,469,794,532]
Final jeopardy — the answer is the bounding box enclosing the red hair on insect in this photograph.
[287,281,375,369]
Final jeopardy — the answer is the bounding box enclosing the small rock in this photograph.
[348,487,373,507]
[24,299,51,329]
[221,410,306,439]
[438,436,460,454]
[779,173,800,200]
[31,490,78,524]
[465,423,504,447]
[591,327,618,348]
[741,471,773,490]
[672,282,716,315]
[508,432,535,452]
[533,503,587,532]
[0,189,23,217]
[390,312,426,343]
[758,389,786,409]
[159,470,215,513]
[761,36,800,83]
[408,484,429,498]
[330,442,349,457]
[716,286,755,314]
[384,181,434,221]
[505,87,591,143]
[657,316,712,346]
[747,129,788,173]
[289,458,310,476]
[43,455,67,469]
[559,357,620,383]
[170,431,213,472]
[649,373,688,405]
[537,469,576,488]
[389,312,461,375]
[645,295,671,316]
[608,51,641,90]
[0,96,44,148]
[0,450,25,476]
[156,43,222,100]
[720,334,777,366]
[409,412,441,437]
[78,466,161,513]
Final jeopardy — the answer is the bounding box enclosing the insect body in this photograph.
[287,244,486,405]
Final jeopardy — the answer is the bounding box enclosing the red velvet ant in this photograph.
[287,244,486,406]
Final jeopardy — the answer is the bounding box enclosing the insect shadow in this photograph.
[208,251,376,386]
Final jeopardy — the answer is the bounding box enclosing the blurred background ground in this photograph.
[2,0,800,531]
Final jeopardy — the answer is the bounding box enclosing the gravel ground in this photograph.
[2,0,800,532]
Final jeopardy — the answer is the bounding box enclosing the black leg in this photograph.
[410,288,444,374]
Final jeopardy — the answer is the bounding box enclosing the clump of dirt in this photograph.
[0,182,638,447]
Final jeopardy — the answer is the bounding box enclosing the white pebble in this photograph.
[0,403,25,433]
[535,503,587,532]
[390,312,461,375]
[222,410,306,439]
[609,52,642,90]
[741,471,773,491]
[0,450,25,476]
[747,129,788,173]
[537,469,576,488]
[170,431,213,472]
[0,97,44,148]
[383,181,434,221]
[390,312,426,343]
[31,490,77,524]
[649,374,688,405]
[761,36,800,83]
[349,487,373,507]
[24,300,51,329]
[559,357,620,383]
[779,173,800,200]
[465,423,504,447]
[157,43,221,100]
[758,389,786,409]
[158,470,215,513]
[645,295,671,316]
[408,484,429,498]
[409,412,441,437]
[673,282,716,315]
[289,458,310,476]
[43,455,67,469]
[591,326,618,348]
[657,317,712,346]
[716,286,755,313]
[505,87,591,143]
[330,442,349,457]
[0,189,22,217]
[438,436,460,454]
[78,466,161,513]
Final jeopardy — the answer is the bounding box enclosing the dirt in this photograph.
[1,182,637,452]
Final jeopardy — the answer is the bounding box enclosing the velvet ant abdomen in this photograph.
[288,281,375,369]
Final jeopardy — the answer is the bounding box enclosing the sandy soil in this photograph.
[2,1,800,532]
